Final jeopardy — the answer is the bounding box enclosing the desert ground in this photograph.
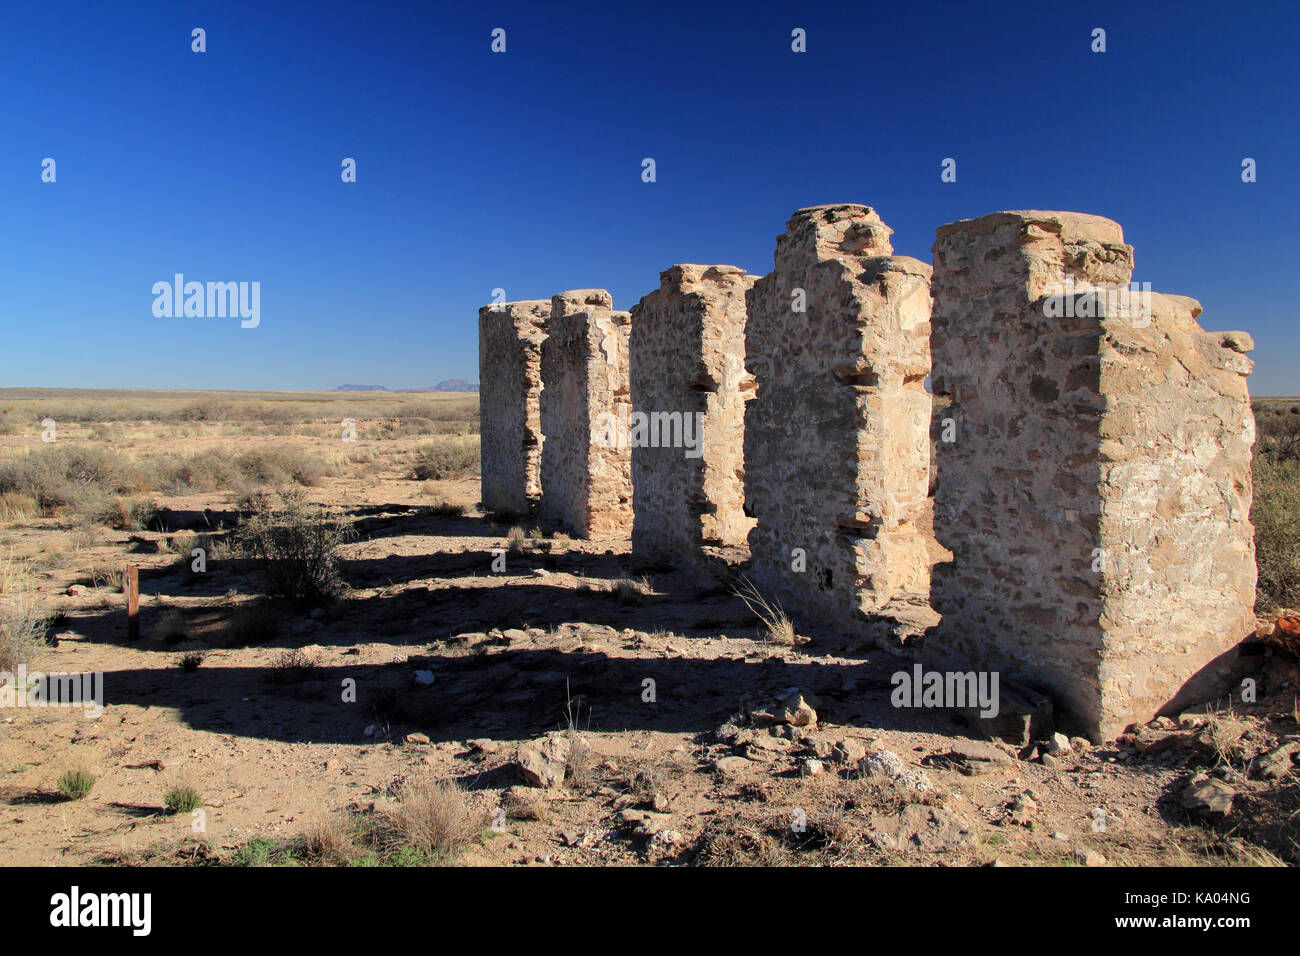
[1,389,1298,867]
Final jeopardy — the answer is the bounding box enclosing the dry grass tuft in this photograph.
[377,776,482,863]
[732,575,796,646]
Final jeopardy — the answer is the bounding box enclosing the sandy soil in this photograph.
[2,431,1297,867]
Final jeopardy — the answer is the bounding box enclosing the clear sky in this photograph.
[2,0,1297,395]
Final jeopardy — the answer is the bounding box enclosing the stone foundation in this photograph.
[629,264,758,567]
[538,289,634,537]
[929,210,1257,739]
[478,300,550,516]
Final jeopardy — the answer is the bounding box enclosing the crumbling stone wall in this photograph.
[744,205,938,638]
[629,264,757,567]
[929,210,1257,740]
[478,300,550,516]
[538,289,634,537]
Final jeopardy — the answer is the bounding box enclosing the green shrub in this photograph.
[234,491,354,605]
[57,768,96,801]
[165,785,202,815]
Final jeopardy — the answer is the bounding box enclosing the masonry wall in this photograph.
[744,205,938,639]
[929,210,1257,739]
[478,300,550,516]
[629,264,757,566]
[538,289,634,538]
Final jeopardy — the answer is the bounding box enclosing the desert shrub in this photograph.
[178,650,205,673]
[267,647,318,684]
[0,552,47,671]
[234,446,329,487]
[300,813,361,866]
[1256,408,1300,464]
[0,492,39,524]
[226,598,281,644]
[613,576,652,607]
[409,437,479,481]
[376,777,482,864]
[164,785,202,815]
[171,398,235,422]
[1253,457,1300,612]
[148,449,239,493]
[56,769,96,801]
[234,491,354,605]
[155,608,189,644]
[0,445,144,518]
[95,495,159,531]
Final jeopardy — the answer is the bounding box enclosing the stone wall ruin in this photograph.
[538,289,634,538]
[477,205,1260,741]
[743,205,939,639]
[929,210,1257,739]
[629,264,757,567]
[478,300,549,516]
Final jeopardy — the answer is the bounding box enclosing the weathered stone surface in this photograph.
[478,300,550,516]
[744,205,940,640]
[929,210,1257,741]
[1182,775,1235,819]
[538,289,634,538]
[517,734,570,788]
[629,264,758,566]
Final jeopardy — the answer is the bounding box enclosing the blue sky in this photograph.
[2,0,1297,394]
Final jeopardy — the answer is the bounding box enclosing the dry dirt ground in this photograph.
[1,420,1298,868]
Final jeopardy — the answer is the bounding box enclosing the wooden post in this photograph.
[125,565,139,640]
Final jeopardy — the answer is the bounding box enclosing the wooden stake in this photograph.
[125,565,139,640]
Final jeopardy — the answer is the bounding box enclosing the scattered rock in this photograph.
[831,738,867,764]
[1047,732,1072,755]
[1182,776,1235,820]
[501,628,529,644]
[1255,743,1298,781]
[412,670,435,687]
[405,732,430,746]
[714,756,753,777]
[1072,848,1107,867]
[961,678,1053,748]
[802,759,824,776]
[881,804,976,853]
[780,691,819,727]
[860,750,906,779]
[517,735,571,788]
[859,750,933,793]
[1008,793,1037,826]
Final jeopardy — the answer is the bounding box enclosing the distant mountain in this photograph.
[332,381,478,392]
